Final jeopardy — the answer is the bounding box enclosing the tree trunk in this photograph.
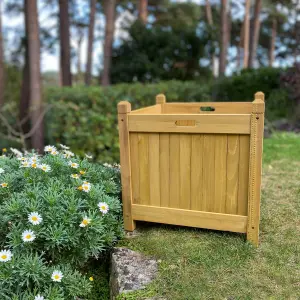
[243,0,251,68]
[0,0,4,108]
[205,0,218,77]
[138,0,148,24]
[269,18,277,67]
[101,0,116,86]
[237,21,245,70]
[219,0,228,76]
[77,32,83,76]
[26,0,44,151]
[85,0,97,86]
[248,0,262,68]
[59,0,72,86]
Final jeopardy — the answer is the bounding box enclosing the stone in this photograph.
[110,247,158,299]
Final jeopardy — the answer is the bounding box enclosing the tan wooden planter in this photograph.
[118,92,265,246]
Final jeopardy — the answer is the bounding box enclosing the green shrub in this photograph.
[0,146,122,299]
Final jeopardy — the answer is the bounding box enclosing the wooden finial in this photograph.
[156,94,166,104]
[118,101,131,114]
[254,92,265,103]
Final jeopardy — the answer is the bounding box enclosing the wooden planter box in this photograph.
[118,92,265,246]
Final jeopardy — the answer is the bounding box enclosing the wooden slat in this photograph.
[247,92,265,246]
[238,135,250,216]
[169,134,180,208]
[130,104,162,114]
[159,133,170,207]
[179,134,191,209]
[132,204,248,233]
[118,101,135,231]
[130,133,140,204]
[226,135,240,214]
[163,102,253,114]
[214,134,227,213]
[190,134,203,211]
[148,134,160,206]
[128,114,251,134]
[202,135,215,212]
[138,133,150,205]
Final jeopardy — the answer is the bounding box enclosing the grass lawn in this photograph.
[118,132,300,300]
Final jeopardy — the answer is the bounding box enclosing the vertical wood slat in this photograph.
[138,133,150,205]
[226,135,240,214]
[202,135,215,212]
[130,133,140,204]
[149,134,160,206]
[118,101,136,231]
[214,134,228,213]
[190,134,203,211]
[238,135,250,215]
[247,92,265,246]
[179,134,191,209]
[169,134,180,208]
[159,134,170,207]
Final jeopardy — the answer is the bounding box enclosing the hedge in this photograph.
[45,68,293,163]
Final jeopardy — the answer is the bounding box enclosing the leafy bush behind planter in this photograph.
[0,147,122,299]
[45,68,292,162]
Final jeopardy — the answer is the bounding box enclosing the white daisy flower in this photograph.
[68,161,79,168]
[81,182,91,193]
[103,163,113,168]
[0,168,4,174]
[85,154,93,159]
[98,202,109,214]
[22,230,36,242]
[59,144,69,150]
[0,183,8,188]
[44,145,56,153]
[39,164,51,172]
[28,212,43,225]
[10,148,23,157]
[71,174,80,179]
[20,161,30,168]
[0,249,13,262]
[17,156,27,161]
[34,295,44,300]
[51,270,63,282]
[79,216,91,227]
[63,150,74,158]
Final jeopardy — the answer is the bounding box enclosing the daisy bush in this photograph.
[0,146,122,299]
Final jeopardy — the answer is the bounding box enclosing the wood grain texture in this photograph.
[148,133,160,206]
[130,104,162,114]
[118,101,136,231]
[202,134,215,212]
[163,102,253,114]
[130,133,140,204]
[190,134,203,211]
[169,134,180,208]
[214,134,228,213]
[132,204,248,233]
[128,114,251,134]
[179,134,191,209]
[138,133,150,205]
[238,135,250,215]
[247,95,265,246]
[226,135,240,215]
[159,133,170,207]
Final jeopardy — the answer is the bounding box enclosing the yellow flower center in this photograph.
[42,167,46,170]
[78,186,83,191]
[2,148,7,152]
[54,274,60,280]
[101,206,106,210]
[82,219,89,225]
[32,163,37,168]
[1,254,7,259]
[25,234,31,239]
[89,277,94,281]
[83,186,88,190]
[80,171,85,175]
[32,216,38,221]
[1,183,7,187]
[72,164,76,167]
